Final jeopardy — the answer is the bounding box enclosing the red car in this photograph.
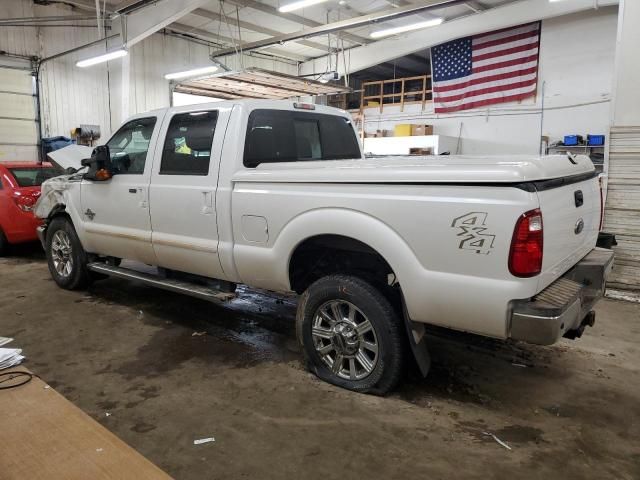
[0,162,62,255]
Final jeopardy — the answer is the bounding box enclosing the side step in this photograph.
[87,263,236,303]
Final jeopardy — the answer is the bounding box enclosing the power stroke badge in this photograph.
[451,212,496,255]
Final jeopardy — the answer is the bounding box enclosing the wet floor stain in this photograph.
[97,400,119,410]
[131,422,157,433]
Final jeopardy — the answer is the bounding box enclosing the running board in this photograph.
[87,263,236,303]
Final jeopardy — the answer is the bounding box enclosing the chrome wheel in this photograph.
[312,300,379,380]
[51,230,73,278]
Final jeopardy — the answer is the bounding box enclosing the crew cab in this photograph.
[35,100,613,394]
[0,161,62,255]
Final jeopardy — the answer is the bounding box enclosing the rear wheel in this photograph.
[45,217,91,290]
[297,274,406,395]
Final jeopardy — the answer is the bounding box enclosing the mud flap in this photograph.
[401,299,431,377]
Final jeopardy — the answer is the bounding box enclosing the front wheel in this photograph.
[296,275,406,395]
[45,217,91,290]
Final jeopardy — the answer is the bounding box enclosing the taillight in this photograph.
[12,192,38,212]
[509,208,543,277]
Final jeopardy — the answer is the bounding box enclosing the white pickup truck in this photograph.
[36,100,613,394]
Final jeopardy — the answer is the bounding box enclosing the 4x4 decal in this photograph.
[451,212,496,255]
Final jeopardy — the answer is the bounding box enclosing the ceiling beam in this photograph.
[222,0,371,46]
[299,0,618,76]
[210,0,469,58]
[122,0,211,47]
[167,22,309,62]
[44,0,309,62]
[190,8,329,53]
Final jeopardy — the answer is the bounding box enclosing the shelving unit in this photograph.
[360,75,432,114]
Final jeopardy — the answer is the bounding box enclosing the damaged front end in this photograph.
[34,174,79,247]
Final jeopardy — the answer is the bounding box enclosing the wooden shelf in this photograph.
[360,75,432,114]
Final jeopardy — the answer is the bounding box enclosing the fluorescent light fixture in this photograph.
[370,18,444,39]
[278,0,328,13]
[164,65,219,80]
[76,49,127,68]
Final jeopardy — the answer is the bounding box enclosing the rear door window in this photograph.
[243,109,360,168]
[8,167,62,187]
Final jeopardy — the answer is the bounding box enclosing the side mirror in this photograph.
[82,145,113,181]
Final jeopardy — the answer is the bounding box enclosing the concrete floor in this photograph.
[1,245,639,480]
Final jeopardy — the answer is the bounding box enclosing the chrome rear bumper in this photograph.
[509,248,614,345]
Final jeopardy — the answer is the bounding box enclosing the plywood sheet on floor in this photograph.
[0,370,172,480]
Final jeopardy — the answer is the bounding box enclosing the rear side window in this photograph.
[160,111,218,176]
[243,109,361,168]
[8,167,62,187]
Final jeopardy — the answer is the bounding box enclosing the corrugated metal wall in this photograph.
[1,0,298,143]
[604,126,640,291]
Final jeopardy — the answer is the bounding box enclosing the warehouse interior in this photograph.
[1,0,639,478]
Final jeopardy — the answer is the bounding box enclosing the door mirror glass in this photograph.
[83,145,113,181]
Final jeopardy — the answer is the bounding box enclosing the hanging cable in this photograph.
[235,6,244,69]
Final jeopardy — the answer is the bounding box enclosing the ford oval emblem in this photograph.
[574,218,584,235]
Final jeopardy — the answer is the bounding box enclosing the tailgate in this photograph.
[536,172,601,290]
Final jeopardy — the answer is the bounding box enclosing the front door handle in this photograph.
[128,188,137,194]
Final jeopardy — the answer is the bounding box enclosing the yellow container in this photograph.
[394,124,412,137]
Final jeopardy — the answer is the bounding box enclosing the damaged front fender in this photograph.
[34,174,73,220]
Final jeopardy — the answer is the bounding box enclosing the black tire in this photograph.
[0,229,8,257]
[296,274,406,395]
[45,216,91,290]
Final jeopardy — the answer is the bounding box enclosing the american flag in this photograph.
[431,22,541,113]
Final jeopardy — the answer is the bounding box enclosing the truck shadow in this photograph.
[85,276,573,407]
[2,241,45,262]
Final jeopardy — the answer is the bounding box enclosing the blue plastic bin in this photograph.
[563,135,583,146]
[587,134,605,146]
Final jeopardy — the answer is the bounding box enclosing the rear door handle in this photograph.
[129,188,137,194]
[202,191,214,215]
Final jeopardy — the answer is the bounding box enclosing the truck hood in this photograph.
[233,154,594,184]
[47,144,93,171]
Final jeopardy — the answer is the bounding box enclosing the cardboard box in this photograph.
[411,124,434,136]
[409,147,433,155]
[394,124,412,137]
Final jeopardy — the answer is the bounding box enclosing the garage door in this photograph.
[603,126,640,291]
[0,64,39,162]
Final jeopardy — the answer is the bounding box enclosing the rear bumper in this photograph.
[509,248,614,345]
[3,212,42,244]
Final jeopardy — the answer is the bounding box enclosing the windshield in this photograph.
[8,167,63,187]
